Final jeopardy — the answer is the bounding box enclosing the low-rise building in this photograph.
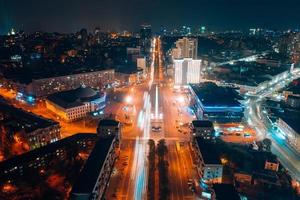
[211,184,241,200]
[264,158,280,172]
[192,137,223,183]
[0,103,61,149]
[2,69,114,97]
[97,119,121,140]
[0,133,97,180]
[46,86,106,122]
[189,82,244,123]
[115,67,144,85]
[70,136,119,200]
[191,120,215,140]
[277,117,300,152]
[286,95,300,108]
[234,171,253,184]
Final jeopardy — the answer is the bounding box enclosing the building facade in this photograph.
[192,138,223,184]
[46,86,106,122]
[174,58,202,86]
[172,37,198,59]
[191,120,215,140]
[97,119,121,140]
[3,69,114,97]
[277,118,300,152]
[71,119,121,200]
[0,133,97,180]
[0,103,61,150]
[189,83,244,123]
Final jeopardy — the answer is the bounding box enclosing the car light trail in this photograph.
[131,137,147,200]
[131,89,151,200]
[155,85,159,119]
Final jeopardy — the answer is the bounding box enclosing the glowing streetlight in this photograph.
[177,96,185,104]
[125,96,133,104]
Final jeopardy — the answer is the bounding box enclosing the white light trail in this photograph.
[155,85,159,119]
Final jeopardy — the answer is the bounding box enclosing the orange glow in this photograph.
[2,183,17,193]
[220,157,228,165]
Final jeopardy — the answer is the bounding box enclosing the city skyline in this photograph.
[1,0,300,34]
[1,1,300,199]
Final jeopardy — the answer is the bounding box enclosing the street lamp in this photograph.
[177,96,185,104]
[125,96,133,104]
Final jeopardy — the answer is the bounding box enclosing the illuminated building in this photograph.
[286,95,300,108]
[97,119,121,140]
[139,24,152,56]
[174,58,202,86]
[71,134,119,200]
[264,159,280,172]
[172,37,198,59]
[115,67,144,85]
[191,120,215,140]
[189,82,244,123]
[0,103,61,150]
[127,47,141,62]
[137,57,147,74]
[277,118,300,152]
[2,69,114,97]
[192,137,223,184]
[46,86,106,122]
[0,133,97,180]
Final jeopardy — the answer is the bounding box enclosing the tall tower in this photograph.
[174,58,202,85]
[139,24,152,56]
[173,37,198,59]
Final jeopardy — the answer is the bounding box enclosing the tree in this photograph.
[156,139,167,161]
[262,138,272,152]
[147,139,156,200]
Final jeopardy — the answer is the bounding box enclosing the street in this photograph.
[245,70,300,181]
[105,37,198,200]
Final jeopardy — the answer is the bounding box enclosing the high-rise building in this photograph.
[292,32,300,64]
[94,27,101,44]
[172,37,198,59]
[139,24,152,56]
[174,58,202,85]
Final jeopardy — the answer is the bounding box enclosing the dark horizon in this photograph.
[1,0,300,34]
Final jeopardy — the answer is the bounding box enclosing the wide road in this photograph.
[151,37,198,200]
[245,69,300,181]
[106,37,199,200]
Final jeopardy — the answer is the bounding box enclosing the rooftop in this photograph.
[98,119,120,127]
[71,136,115,195]
[46,86,104,109]
[286,78,300,95]
[190,82,243,108]
[0,102,58,133]
[2,64,112,84]
[280,115,300,134]
[116,65,143,74]
[192,120,214,128]
[0,133,97,172]
[195,137,221,165]
[211,61,290,87]
[212,184,240,200]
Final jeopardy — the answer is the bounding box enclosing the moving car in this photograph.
[152,126,161,132]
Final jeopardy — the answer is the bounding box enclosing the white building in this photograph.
[174,58,202,85]
[46,86,106,122]
[172,37,198,59]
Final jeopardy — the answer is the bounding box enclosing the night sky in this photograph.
[1,0,300,33]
